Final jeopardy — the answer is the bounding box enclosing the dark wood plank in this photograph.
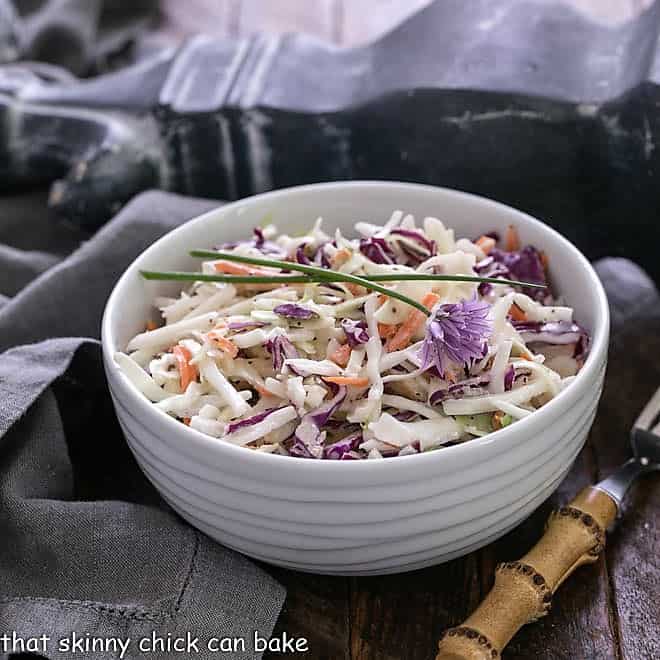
[349,553,481,659]
[589,319,660,660]
[264,568,350,660]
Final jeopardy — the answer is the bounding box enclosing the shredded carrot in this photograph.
[214,261,274,277]
[330,343,352,367]
[323,376,370,387]
[345,282,366,296]
[475,235,496,254]
[207,330,239,358]
[444,368,458,384]
[504,225,520,252]
[385,292,440,352]
[377,294,388,307]
[540,251,549,270]
[331,248,351,268]
[172,345,198,391]
[256,384,274,397]
[378,323,398,339]
[182,417,191,426]
[146,320,158,331]
[492,411,505,430]
[421,292,441,308]
[509,303,527,322]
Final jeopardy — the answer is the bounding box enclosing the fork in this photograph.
[436,386,660,660]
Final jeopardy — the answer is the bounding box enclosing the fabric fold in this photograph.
[0,191,285,660]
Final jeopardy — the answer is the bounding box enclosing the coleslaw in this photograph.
[116,211,589,459]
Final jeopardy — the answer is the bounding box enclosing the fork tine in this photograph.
[634,385,660,430]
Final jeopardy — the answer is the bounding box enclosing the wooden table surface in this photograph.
[155,4,659,658]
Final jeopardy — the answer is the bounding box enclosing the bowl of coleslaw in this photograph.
[101,181,609,575]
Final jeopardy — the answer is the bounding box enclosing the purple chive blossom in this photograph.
[420,298,492,377]
[273,303,319,320]
[265,334,299,371]
[341,318,370,347]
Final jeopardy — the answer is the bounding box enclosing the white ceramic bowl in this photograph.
[102,182,609,575]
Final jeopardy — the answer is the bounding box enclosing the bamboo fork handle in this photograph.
[436,487,618,660]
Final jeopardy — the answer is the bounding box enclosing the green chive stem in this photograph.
[140,249,546,318]
[141,270,542,289]
[189,249,544,289]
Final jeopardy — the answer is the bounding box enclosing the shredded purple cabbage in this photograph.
[312,241,332,268]
[273,303,319,320]
[323,432,362,460]
[513,320,586,346]
[475,255,511,296]
[392,410,417,422]
[430,375,491,405]
[289,385,347,458]
[504,364,515,391]
[359,237,396,264]
[227,320,267,331]
[295,245,312,265]
[226,407,280,434]
[390,228,436,257]
[491,246,547,300]
[341,318,370,347]
[215,227,284,257]
[265,334,299,371]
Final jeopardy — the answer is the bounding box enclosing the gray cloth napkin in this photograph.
[0,191,286,660]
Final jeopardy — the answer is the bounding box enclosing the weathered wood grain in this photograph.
[590,320,660,660]
[349,553,481,659]
[264,568,350,660]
